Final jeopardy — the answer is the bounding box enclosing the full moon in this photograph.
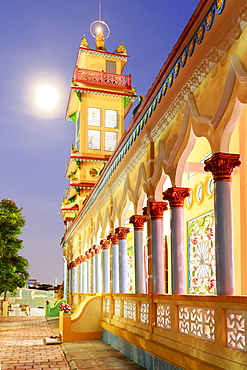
[36,84,59,111]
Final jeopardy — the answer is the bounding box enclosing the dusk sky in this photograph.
[0,0,199,284]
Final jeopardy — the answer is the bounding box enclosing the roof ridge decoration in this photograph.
[63,0,231,241]
[78,47,129,61]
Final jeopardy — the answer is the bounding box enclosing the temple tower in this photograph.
[61,19,136,223]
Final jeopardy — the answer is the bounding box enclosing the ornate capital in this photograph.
[71,260,77,268]
[65,217,72,223]
[204,152,241,182]
[94,246,100,254]
[129,215,147,230]
[149,201,168,220]
[163,187,190,208]
[80,255,86,263]
[85,252,91,259]
[100,239,110,250]
[115,227,130,240]
[107,233,119,244]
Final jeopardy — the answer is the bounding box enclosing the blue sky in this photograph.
[0,0,199,284]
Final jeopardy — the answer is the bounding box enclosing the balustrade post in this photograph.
[204,152,241,295]
[163,187,190,294]
[108,233,119,293]
[115,227,130,293]
[129,215,147,293]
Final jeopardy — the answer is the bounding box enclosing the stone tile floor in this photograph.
[0,316,145,370]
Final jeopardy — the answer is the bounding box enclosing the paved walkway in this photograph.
[0,316,69,369]
[0,316,144,370]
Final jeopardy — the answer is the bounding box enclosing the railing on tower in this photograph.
[74,66,132,89]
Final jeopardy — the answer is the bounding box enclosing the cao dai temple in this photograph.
[59,0,247,369]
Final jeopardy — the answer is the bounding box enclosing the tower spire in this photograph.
[90,2,110,51]
[98,0,101,21]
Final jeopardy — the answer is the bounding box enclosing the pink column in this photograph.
[204,152,241,295]
[108,233,119,293]
[100,239,110,293]
[149,202,168,293]
[115,227,130,293]
[163,187,190,294]
[129,215,147,293]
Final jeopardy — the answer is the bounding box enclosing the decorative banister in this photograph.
[74,66,132,89]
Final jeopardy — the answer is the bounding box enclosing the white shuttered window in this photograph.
[88,130,100,150]
[88,107,100,126]
[105,131,117,151]
[105,110,118,128]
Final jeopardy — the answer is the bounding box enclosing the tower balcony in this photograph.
[74,66,132,90]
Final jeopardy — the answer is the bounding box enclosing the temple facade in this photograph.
[60,0,247,368]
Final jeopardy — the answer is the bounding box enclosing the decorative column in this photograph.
[101,239,110,293]
[115,227,130,293]
[129,215,147,293]
[62,256,68,299]
[91,248,96,293]
[86,251,91,293]
[72,261,78,293]
[64,217,72,233]
[163,187,190,294]
[79,256,87,293]
[68,263,72,293]
[108,233,119,293]
[95,246,102,293]
[149,202,168,293]
[204,152,241,295]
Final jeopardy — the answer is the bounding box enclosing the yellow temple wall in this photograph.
[79,93,124,156]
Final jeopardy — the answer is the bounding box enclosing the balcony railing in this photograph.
[101,294,247,369]
[74,66,132,89]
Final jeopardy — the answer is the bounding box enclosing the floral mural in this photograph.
[127,246,134,293]
[188,211,216,294]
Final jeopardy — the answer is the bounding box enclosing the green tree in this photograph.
[0,198,29,298]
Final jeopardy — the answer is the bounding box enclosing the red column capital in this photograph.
[94,247,101,254]
[100,239,110,250]
[149,201,168,220]
[80,255,86,263]
[107,233,119,244]
[129,215,147,230]
[204,152,241,182]
[163,187,190,208]
[85,251,91,259]
[115,227,130,240]
[71,260,77,268]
